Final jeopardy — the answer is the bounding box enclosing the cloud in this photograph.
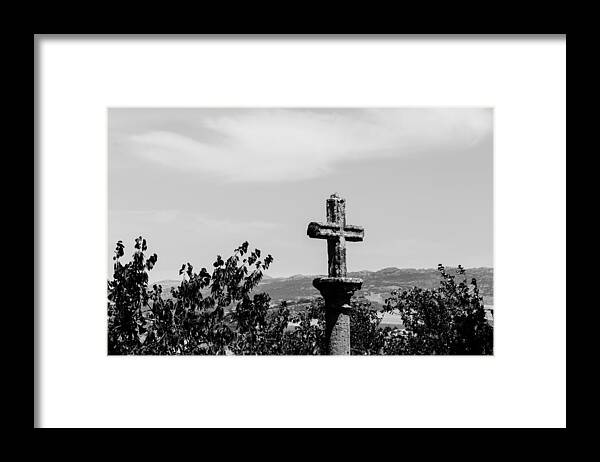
[110,209,280,232]
[120,108,492,182]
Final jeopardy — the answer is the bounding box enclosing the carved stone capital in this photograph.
[312,277,363,308]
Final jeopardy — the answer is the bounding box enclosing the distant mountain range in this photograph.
[258,267,493,308]
[154,266,493,309]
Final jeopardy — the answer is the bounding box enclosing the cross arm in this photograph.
[307,222,364,241]
[343,225,365,241]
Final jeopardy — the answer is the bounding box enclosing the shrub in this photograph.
[381,264,493,355]
[350,300,385,355]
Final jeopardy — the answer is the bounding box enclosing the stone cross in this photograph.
[307,193,364,278]
[307,193,364,355]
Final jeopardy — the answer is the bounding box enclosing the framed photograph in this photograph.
[35,35,566,428]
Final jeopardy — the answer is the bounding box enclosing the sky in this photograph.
[108,108,493,281]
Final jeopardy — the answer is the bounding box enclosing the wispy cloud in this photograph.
[118,108,492,182]
[110,209,280,232]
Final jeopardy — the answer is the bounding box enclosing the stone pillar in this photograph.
[313,276,362,355]
[325,305,351,355]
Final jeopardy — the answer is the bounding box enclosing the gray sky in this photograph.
[109,108,493,281]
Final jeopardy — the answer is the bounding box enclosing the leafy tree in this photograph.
[381,264,493,355]
[108,237,275,355]
[282,300,326,355]
[107,237,157,354]
[350,301,386,355]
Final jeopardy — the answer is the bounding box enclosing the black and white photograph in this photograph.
[36,36,565,428]
[108,108,493,355]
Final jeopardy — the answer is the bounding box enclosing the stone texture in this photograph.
[326,309,351,355]
[307,194,364,355]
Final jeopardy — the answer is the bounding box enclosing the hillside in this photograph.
[155,266,493,308]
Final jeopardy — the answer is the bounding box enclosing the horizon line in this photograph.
[149,265,494,283]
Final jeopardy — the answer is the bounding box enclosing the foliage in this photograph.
[108,238,492,355]
[107,237,156,354]
[349,300,386,355]
[108,237,275,355]
[381,265,493,355]
[282,300,326,355]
